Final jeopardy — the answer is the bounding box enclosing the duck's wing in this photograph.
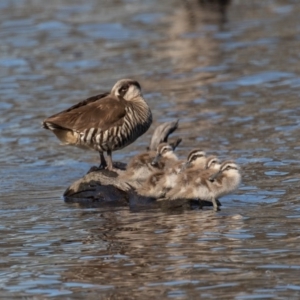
[43,93,126,132]
[48,93,109,117]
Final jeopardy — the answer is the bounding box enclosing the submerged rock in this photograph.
[63,166,219,210]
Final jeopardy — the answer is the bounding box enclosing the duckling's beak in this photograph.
[209,170,221,182]
[151,154,161,166]
[181,161,191,171]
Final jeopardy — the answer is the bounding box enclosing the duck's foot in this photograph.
[87,164,117,175]
[87,165,102,174]
[87,162,125,176]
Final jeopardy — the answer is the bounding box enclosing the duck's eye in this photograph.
[163,148,169,153]
[119,84,129,95]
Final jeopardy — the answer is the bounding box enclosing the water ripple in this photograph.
[1,0,300,298]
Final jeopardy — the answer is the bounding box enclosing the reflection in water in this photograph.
[57,209,246,296]
[1,0,300,298]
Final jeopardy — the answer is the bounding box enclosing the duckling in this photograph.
[120,138,182,185]
[208,160,241,200]
[137,149,207,198]
[136,170,166,198]
[166,160,241,211]
[165,155,219,200]
[134,142,185,197]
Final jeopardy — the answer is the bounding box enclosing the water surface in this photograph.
[1,0,300,298]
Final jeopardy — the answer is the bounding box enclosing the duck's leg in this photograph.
[105,150,124,175]
[106,150,113,170]
[99,151,107,169]
[87,151,107,173]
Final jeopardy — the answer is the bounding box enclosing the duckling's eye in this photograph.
[192,154,202,161]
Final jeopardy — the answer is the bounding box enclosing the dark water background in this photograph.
[1,0,300,298]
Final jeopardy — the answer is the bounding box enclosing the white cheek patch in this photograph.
[212,163,221,170]
[165,152,178,161]
[124,85,138,100]
[193,157,206,169]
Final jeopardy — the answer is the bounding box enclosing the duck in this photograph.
[166,160,241,211]
[43,79,152,171]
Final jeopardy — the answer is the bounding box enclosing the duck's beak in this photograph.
[151,154,161,166]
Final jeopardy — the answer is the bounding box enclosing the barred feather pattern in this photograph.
[78,98,152,152]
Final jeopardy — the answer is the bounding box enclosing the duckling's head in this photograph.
[205,156,221,170]
[220,161,240,173]
[151,143,177,166]
[111,79,142,100]
[182,149,206,170]
[209,160,240,182]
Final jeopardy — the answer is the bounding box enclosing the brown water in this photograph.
[1,0,300,298]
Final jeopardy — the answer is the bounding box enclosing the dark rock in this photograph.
[63,168,130,207]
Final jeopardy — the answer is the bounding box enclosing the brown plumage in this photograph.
[165,155,219,199]
[43,79,152,170]
[135,143,181,197]
[166,160,241,211]
[177,155,220,185]
[137,149,207,199]
[121,139,182,185]
[180,149,207,172]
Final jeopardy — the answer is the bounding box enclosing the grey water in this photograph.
[1,0,300,298]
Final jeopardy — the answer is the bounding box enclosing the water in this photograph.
[1,0,300,298]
